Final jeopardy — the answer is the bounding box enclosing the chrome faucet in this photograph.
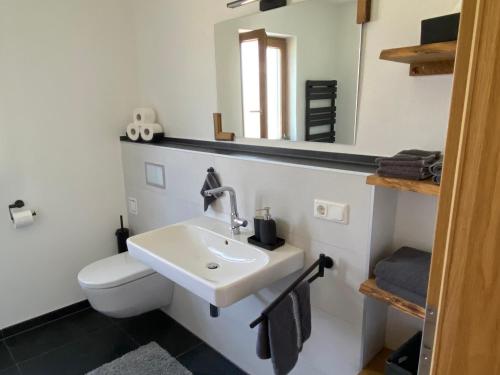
[203,186,248,234]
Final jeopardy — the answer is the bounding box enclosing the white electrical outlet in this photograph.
[128,197,138,215]
[314,199,349,224]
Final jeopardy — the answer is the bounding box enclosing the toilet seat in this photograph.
[78,252,154,289]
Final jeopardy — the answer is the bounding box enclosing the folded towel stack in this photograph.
[374,247,431,307]
[375,150,441,180]
[429,160,443,185]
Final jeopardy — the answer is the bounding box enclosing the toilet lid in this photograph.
[78,252,155,289]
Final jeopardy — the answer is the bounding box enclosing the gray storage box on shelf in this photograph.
[386,332,422,375]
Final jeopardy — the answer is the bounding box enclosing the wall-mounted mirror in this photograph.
[215,0,363,145]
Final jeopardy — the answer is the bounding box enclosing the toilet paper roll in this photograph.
[12,209,35,229]
[133,108,156,124]
[126,123,141,142]
[140,123,164,142]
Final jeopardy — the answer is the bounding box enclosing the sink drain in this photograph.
[206,262,220,270]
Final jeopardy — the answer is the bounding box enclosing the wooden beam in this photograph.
[359,279,426,319]
[426,0,476,321]
[357,0,371,24]
[429,0,500,373]
[410,60,455,76]
[366,175,440,196]
[380,41,457,64]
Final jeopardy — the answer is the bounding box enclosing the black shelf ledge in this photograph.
[120,136,379,174]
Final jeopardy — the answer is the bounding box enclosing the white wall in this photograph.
[127,0,456,156]
[0,0,453,359]
[385,192,437,349]
[125,0,455,351]
[122,141,383,375]
[0,0,138,329]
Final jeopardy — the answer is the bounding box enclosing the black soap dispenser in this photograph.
[254,209,265,242]
[258,207,277,246]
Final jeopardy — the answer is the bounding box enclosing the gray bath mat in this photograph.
[87,342,192,375]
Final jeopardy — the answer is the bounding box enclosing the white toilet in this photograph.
[78,252,174,318]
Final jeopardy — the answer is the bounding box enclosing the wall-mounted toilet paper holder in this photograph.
[8,200,36,222]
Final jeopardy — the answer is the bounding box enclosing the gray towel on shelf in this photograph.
[376,166,432,180]
[376,278,427,307]
[430,160,443,185]
[376,150,441,167]
[430,160,443,174]
[256,281,311,375]
[378,158,431,168]
[200,167,222,212]
[374,247,431,297]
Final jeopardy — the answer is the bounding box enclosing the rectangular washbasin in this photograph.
[127,216,304,307]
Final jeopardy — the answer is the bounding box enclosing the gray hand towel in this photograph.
[375,278,427,307]
[257,318,271,360]
[374,247,431,297]
[256,282,311,375]
[268,295,300,375]
[294,281,311,343]
[200,167,222,212]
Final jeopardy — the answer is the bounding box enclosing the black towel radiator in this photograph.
[305,80,337,143]
[249,254,334,329]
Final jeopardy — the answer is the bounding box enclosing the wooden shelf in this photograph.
[359,348,392,375]
[359,279,426,319]
[380,41,457,76]
[366,175,440,196]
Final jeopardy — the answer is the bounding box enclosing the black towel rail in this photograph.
[249,254,334,329]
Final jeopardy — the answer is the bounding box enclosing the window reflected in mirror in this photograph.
[240,29,288,140]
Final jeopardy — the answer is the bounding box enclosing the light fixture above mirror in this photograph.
[227,0,259,8]
[227,0,287,12]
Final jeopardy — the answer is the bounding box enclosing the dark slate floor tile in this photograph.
[115,310,201,357]
[178,344,247,375]
[2,301,90,339]
[18,326,138,375]
[5,309,112,363]
[5,319,80,362]
[64,309,113,335]
[0,343,14,371]
[0,366,20,375]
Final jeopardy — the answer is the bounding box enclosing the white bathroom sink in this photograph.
[127,216,304,307]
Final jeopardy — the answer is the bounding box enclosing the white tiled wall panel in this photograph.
[121,142,380,375]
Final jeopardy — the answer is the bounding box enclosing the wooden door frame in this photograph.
[429,0,500,373]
